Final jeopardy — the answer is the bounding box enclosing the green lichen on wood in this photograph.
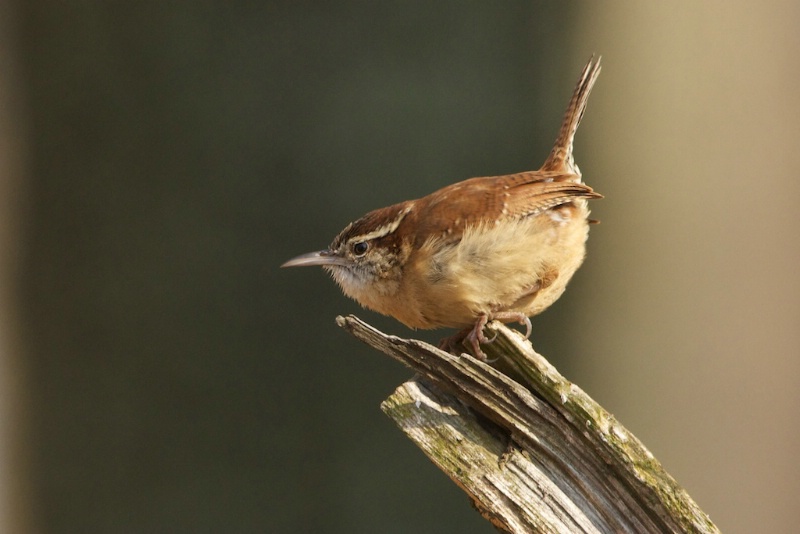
[338,315,719,534]
[482,322,717,533]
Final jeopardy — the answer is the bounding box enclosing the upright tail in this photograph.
[541,56,602,175]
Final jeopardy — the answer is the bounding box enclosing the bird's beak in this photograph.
[281,250,350,268]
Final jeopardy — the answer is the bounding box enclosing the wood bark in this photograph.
[337,315,719,534]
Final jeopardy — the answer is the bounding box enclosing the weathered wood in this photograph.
[336,314,719,534]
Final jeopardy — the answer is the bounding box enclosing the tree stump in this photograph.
[337,315,719,534]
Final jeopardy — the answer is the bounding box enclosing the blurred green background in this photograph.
[0,1,798,533]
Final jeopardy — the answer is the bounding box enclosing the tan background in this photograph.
[575,4,800,532]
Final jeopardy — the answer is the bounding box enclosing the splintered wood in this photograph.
[337,315,718,534]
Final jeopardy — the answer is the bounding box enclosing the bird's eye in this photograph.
[351,241,369,256]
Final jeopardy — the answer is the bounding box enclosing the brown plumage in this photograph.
[283,57,603,358]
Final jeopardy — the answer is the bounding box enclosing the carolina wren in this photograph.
[283,57,602,358]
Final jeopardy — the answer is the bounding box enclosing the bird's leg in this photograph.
[439,312,532,360]
[490,311,533,339]
[464,313,491,360]
[438,313,491,360]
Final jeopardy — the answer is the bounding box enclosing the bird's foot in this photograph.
[464,314,492,360]
[490,311,532,339]
[438,314,491,360]
[439,313,532,360]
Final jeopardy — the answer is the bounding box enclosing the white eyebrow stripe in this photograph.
[351,206,412,242]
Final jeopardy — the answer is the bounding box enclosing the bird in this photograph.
[283,57,602,359]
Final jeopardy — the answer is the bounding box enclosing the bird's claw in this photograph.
[439,312,532,361]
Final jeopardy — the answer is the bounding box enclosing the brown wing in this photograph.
[411,170,601,241]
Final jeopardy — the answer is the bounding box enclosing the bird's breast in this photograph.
[401,204,591,328]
